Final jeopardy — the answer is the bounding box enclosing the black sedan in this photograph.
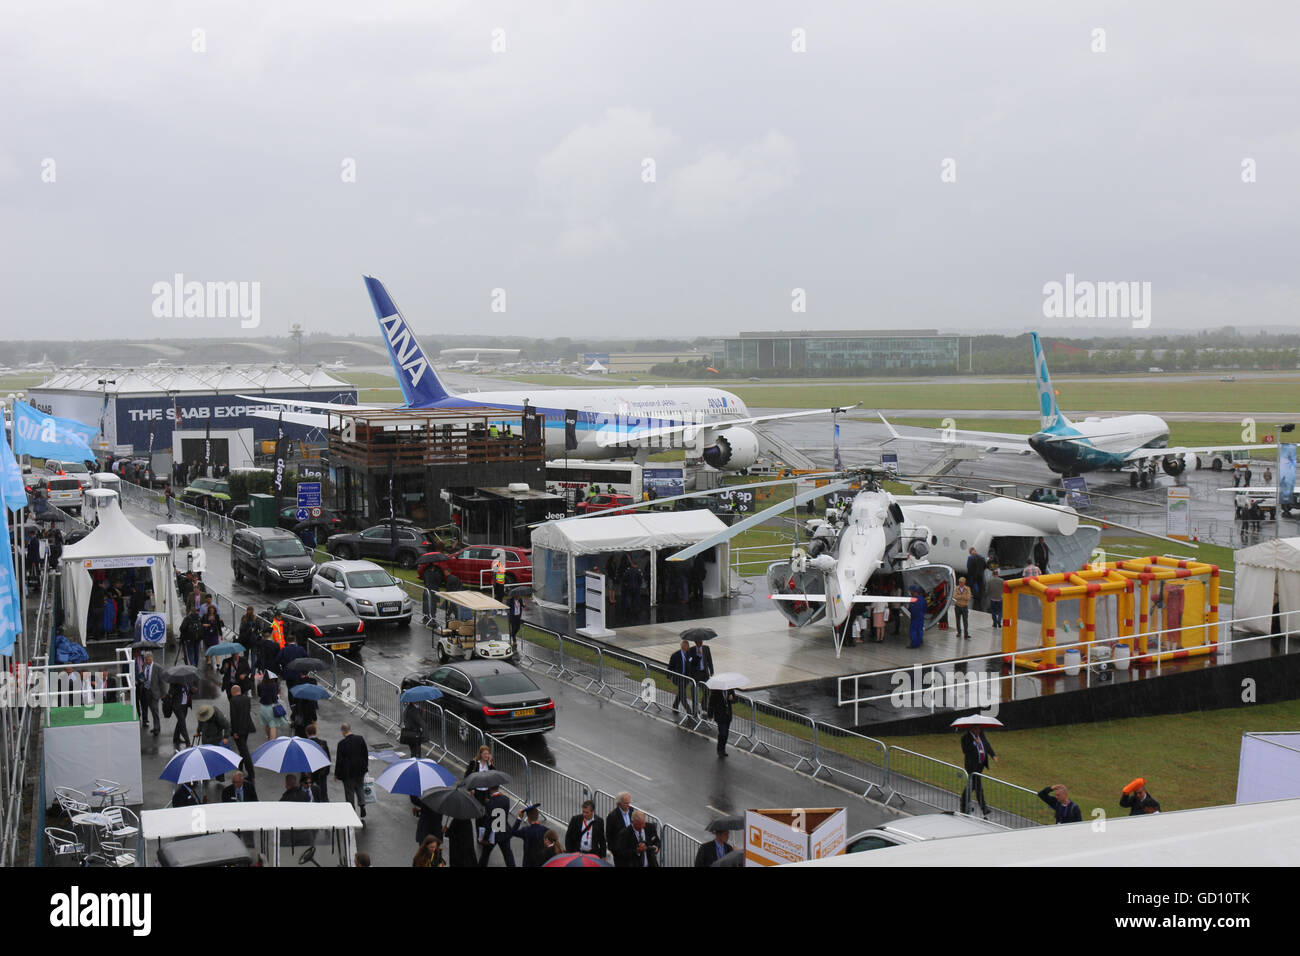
[399,660,555,738]
[258,596,365,657]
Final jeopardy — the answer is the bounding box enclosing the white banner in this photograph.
[81,555,157,570]
[1166,486,1191,540]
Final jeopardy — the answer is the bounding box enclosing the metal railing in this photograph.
[971,774,1057,829]
[530,763,589,828]
[589,789,662,835]
[597,647,650,708]
[737,694,817,773]
[485,734,533,805]
[836,609,1288,724]
[884,747,968,813]
[660,823,707,868]
[810,723,888,800]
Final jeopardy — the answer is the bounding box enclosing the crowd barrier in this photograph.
[884,747,968,814]
[972,774,1057,829]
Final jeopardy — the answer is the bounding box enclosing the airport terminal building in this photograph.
[718,330,960,374]
[27,365,357,466]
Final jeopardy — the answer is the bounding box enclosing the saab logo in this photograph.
[49,887,152,936]
[378,313,429,387]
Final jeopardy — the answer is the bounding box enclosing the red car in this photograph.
[418,545,532,590]
[577,493,636,516]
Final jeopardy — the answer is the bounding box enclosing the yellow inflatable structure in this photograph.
[1001,556,1220,672]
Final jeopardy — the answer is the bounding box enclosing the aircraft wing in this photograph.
[876,413,1034,455]
[1120,444,1274,464]
[605,405,862,448]
[246,409,335,430]
[236,394,384,414]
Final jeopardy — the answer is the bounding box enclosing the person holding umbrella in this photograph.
[195,704,232,779]
[668,640,696,717]
[506,588,526,643]
[303,722,331,800]
[257,670,289,740]
[957,719,998,816]
[708,686,736,757]
[168,677,194,749]
[689,629,715,689]
[695,820,737,866]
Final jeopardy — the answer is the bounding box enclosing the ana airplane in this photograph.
[880,332,1270,487]
[243,276,849,470]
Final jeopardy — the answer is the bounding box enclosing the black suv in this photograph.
[230,527,316,591]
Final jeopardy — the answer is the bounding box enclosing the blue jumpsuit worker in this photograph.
[908,587,926,648]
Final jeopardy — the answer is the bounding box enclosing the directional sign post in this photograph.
[296,482,322,523]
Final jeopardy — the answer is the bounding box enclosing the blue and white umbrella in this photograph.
[375,758,457,796]
[206,642,245,657]
[250,736,330,774]
[399,686,443,704]
[290,684,330,700]
[160,745,242,783]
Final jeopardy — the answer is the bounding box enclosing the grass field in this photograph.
[877,698,1300,814]
[888,417,1281,451]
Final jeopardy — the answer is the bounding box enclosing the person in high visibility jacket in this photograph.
[270,612,286,649]
[492,556,507,601]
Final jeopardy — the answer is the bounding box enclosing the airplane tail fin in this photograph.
[1031,332,1070,431]
[363,276,453,407]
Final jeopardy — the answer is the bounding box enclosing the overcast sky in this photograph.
[2,1,1297,342]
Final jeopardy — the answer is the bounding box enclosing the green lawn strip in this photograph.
[876,698,1300,814]
[887,417,1282,453]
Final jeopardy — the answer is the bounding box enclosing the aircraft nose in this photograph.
[1027,433,1046,454]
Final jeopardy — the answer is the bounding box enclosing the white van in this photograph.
[845,812,1007,853]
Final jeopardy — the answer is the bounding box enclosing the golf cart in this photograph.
[429,589,515,663]
[155,523,206,574]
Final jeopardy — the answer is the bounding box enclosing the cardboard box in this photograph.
[744,807,846,866]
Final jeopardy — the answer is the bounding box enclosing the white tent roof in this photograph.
[34,365,351,396]
[792,797,1300,867]
[62,499,169,561]
[1236,537,1300,572]
[531,510,728,555]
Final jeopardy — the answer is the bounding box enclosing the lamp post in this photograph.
[97,378,116,467]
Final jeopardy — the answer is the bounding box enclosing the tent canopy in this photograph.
[1233,537,1300,634]
[60,497,176,639]
[532,510,728,556]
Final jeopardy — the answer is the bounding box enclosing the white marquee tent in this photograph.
[531,511,730,612]
[60,495,177,639]
[1232,537,1300,634]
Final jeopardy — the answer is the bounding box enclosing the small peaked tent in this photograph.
[60,493,176,639]
[585,359,608,374]
[1233,537,1300,635]
[530,510,730,612]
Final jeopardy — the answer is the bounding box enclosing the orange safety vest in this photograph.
[271,619,286,648]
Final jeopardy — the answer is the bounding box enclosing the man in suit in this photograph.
[334,723,369,819]
[279,773,307,802]
[667,640,696,716]
[478,785,516,867]
[691,635,715,690]
[709,688,735,757]
[960,726,997,816]
[565,799,607,858]
[169,680,193,749]
[1032,537,1050,574]
[171,781,202,808]
[228,685,256,780]
[221,770,259,803]
[695,828,734,867]
[966,547,987,611]
[304,722,330,800]
[137,651,163,735]
[606,791,634,859]
[616,810,660,868]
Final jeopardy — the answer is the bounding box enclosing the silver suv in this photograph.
[45,476,85,513]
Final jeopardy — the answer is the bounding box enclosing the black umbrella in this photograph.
[505,584,533,597]
[163,665,200,684]
[682,627,717,643]
[287,657,326,673]
[33,512,67,524]
[130,640,165,651]
[461,769,512,791]
[706,816,744,833]
[421,786,487,819]
[712,848,745,867]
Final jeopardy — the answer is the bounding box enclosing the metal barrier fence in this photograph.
[738,695,817,772]
[517,629,563,676]
[530,763,589,828]
[590,788,663,833]
[366,672,403,735]
[556,633,603,690]
[885,747,968,813]
[644,659,702,728]
[410,701,447,759]
[972,774,1057,829]
[597,646,650,708]
[485,734,533,805]
[810,723,888,799]
[442,710,487,765]
[660,823,706,868]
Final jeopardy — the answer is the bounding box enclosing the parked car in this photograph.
[399,660,555,737]
[577,493,635,516]
[417,545,531,590]
[324,524,447,569]
[45,476,84,513]
[257,596,365,657]
[181,476,230,504]
[44,459,91,478]
[845,812,1007,853]
[311,560,413,626]
[230,527,316,591]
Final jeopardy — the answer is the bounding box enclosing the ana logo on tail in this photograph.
[378,312,429,388]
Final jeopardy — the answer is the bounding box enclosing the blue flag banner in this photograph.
[0,422,27,655]
[833,422,842,472]
[11,400,96,460]
[1280,443,1297,510]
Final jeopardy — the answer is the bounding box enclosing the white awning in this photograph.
[142,801,362,840]
[531,510,728,556]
